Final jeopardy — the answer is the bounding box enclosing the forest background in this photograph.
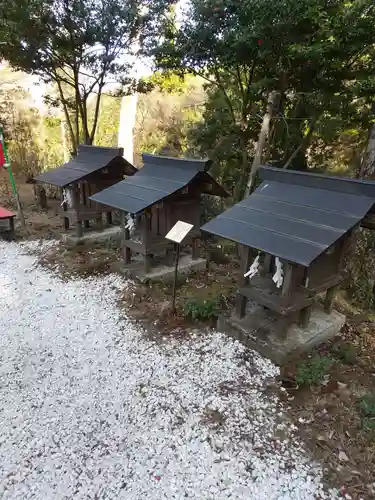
[0,0,374,309]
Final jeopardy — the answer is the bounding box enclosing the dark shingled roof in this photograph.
[201,166,375,266]
[35,145,136,187]
[89,153,227,214]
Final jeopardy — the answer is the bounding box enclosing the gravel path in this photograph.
[0,241,338,500]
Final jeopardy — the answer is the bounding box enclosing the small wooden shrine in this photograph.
[35,145,137,236]
[90,153,228,273]
[202,166,375,344]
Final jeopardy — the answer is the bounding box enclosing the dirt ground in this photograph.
[0,172,64,239]
[279,321,375,500]
[2,175,375,499]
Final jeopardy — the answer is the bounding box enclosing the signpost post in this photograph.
[165,220,194,313]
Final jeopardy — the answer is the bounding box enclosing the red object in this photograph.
[0,207,15,219]
[0,142,5,168]
[154,476,161,481]
[257,39,263,46]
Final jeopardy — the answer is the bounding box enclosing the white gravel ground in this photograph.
[0,241,339,500]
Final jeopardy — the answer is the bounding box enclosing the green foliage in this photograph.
[133,76,204,163]
[359,394,375,431]
[332,342,358,365]
[188,83,247,199]
[343,229,375,310]
[154,0,375,200]
[183,298,219,321]
[93,96,122,147]
[296,356,334,387]
[146,71,190,95]
[362,418,375,432]
[7,110,64,178]
[359,394,375,416]
[0,66,64,178]
[0,0,174,149]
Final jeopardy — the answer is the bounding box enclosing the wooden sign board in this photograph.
[165,220,194,244]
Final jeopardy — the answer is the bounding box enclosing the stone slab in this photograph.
[217,306,346,365]
[119,254,207,283]
[63,226,122,246]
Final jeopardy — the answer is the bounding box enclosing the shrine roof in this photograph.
[89,153,227,214]
[36,145,136,187]
[201,166,375,266]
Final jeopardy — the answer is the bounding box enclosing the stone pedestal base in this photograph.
[63,225,122,246]
[217,305,346,365]
[119,254,207,283]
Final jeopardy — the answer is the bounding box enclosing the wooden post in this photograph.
[171,242,181,313]
[34,184,47,210]
[166,247,174,266]
[238,246,252,288]
[9,216,15,240]
[281,262,293,297]
[299,306,312,328]
[81,181,87,206]
[192,237,200,260]
[62,188,69,230]
[121,211,131,265]
[299,267,311,327]
[124,229,131,265]
[235,292,247,319]
[141,210,152,273]
[324,285,338,314]
[40,186,47,210]
[106,212,112,225]
[235,245,252,318]
[261,253,272,276]
[144,254,152,273]
[76,219,83,237]
[73,185,83,237]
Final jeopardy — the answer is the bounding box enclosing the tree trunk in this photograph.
[233,143,249,202]
[81,97,91,144]
[74,96,80,151]
[359,122,375,179]
[90,84,105,144]
[60,115,69,163]
[246,91,280,195]
[56,79,77,155]
[283,119,316,169]
[282,95,304,164]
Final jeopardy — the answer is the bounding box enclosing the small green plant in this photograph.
[359,394,375,415]
[362,417,375,431]
[183,298,219,321]
[359,394,375,432]
[295,356,334,387]
[332,342,358,365]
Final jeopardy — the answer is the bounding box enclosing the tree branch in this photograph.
[55,76,77,154]
[212,68,237,125]
[283,117,318,169]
